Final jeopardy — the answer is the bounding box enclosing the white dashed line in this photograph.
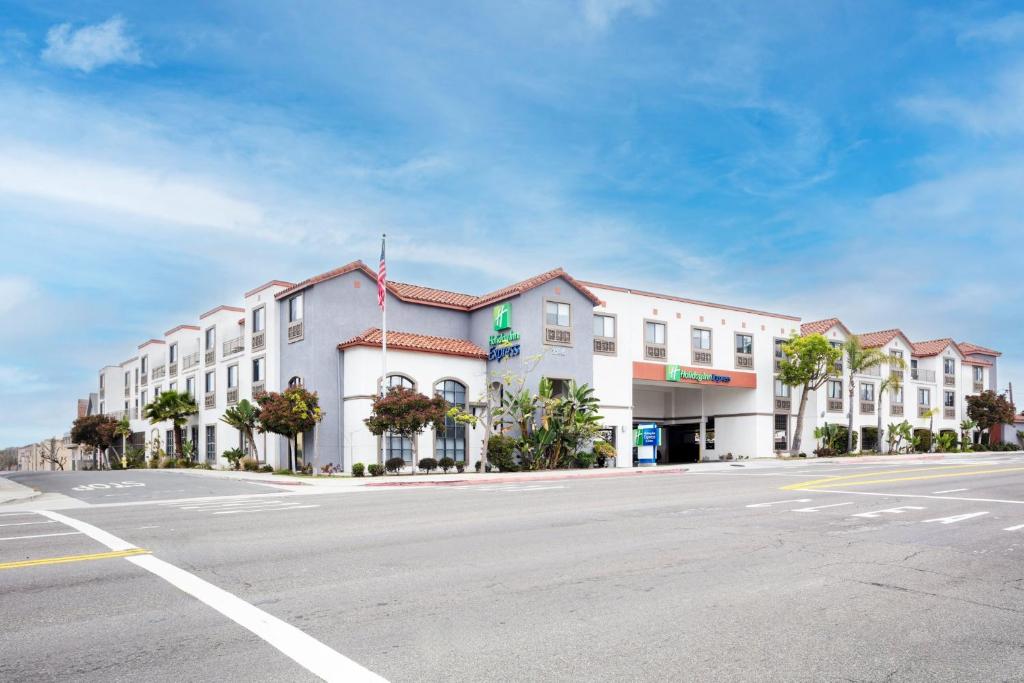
[1003,524,1024,532]
[850,506,925,519]
[746,499,813,508]
[932,488,968,494]
[791,502,854,512]
[0,531,82,541]
[0,520,56,528]
[923,512,989,525]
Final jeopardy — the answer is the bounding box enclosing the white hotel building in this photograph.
[88,261,1005,471]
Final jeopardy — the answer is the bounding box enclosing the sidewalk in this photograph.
[0,474,40,505]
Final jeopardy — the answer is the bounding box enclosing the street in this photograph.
[4,456,1024,682]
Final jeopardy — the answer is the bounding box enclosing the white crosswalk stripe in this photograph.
[457,484,567,492]
[160,497,320,515]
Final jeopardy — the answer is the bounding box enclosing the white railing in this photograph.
[252,380,266,396]
[223,336,244,356]
[204,392,216,410]
[205,349,215,365]
[735,354,753,369]
[151,365,166,380]
[911,368,936,382]
[692,350,712,366]
[226,387,239,405]
[182,352,200,371]
[252,330,266,352]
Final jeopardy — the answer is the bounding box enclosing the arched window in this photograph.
[385,374,414,390]
[383,374,415,464]
[288,376,303,388]
[435,379,467,463]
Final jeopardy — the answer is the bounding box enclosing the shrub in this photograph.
[385,457,406,474]
[418,457,438,473]
[258,464,274,473]
[475,461,493,472]
[456,462,465,473]
[438,457,455,473]
[486,434,519,472]
[159,457,177,468]
[176,458,195,468]
[273,468,294,475]
[222,448,245,470]
[813,447,836,458]
[300,462,313,475]
[367,463,384,476]
[193,462,212,470]
[241,457,259,472]
[124,446,147,469]
[573,451,596,469]
[352,462,365,477]
[593,440,615,467]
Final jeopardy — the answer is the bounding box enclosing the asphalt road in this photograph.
[4,456,1024,682]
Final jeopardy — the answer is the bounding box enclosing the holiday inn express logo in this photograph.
[665,364,732,384]
[493,302,511,331]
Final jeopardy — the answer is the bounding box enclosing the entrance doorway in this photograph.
[663,423,701,464]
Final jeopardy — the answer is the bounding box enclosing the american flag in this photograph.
[377,235,387,310]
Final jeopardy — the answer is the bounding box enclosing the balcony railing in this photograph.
[860,401,875,414]
[124,386,130,397]
[252,330,266,352]
[204,392,216,410]
[735,353,753,369]
[252,380,266,396]
[593,338,616,355]
[973,381,984,393]
[226,387,239,406]
[918,405,931,418]
[182,352,200,371]
[692,349,712,366]
[890,403,904,417]
[108,409,126,420]
[223,336,244,356]
[169,362,178,378]
[860,366,881,377]
[827,398,843,412]
[152,365,166,380]
[943,374,956,387]
[543,326,570,346]
[911,368,936,382]
[288,320,305,343]
[943,407,955,419]
[774,397,792,411]
[205,349,215,365]
[645,344,666,361]
[140,374,148,387]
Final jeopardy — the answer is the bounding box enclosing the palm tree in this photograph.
[876,374,902,453]
[114,416,132,469]
[959,418,977,450]
[143,390,198,461]
[221,399,261,462]
[844,337,907,453]
[920,407,940,452]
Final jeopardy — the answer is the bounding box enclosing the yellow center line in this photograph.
[778,464,1019,491]
[0,548,150,571]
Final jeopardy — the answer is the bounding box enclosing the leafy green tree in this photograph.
[843,337,906,453]
[258,386,323,471]
[221,399,261,461]
[364,386,448,469]
[71,414,118,469]
[142,390,199,461]
[778,333,843,455]
[966,390,1015,445]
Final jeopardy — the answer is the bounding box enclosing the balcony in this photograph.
[182,352,200,371]
[223,336,244,357]
[288,320,305,343]
[108,409,126,420]
[204,392,216,410]
[205,348,215,365]
[152,365,166,380]
[774,397,792,411]
[169,362,178,378]
[943,374,956,387]
[827,398,843,412]
[543,326,570,346]
[645,344,666,361]
[226,387,239,406]
[860,366,881,377]
[918,405,931,418]
[252,330,266,352]
[140,374,148,387]
[593,338,616,355]
[890,403,904,417]
[943,407,955,419]
[692,349,712,366]
[973,381,984,393]
[124,386,130,397]
[860,401,875,415]
[911,368,936,382]
[735,353,753,369]
[252,380,266,396]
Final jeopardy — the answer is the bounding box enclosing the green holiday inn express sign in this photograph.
[665,364,732,384]
[493,302,511,331]
[489,302,520,362]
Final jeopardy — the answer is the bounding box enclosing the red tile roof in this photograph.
[800,318,850,336]
[199,305,245,319]
[244,279,295,298]
[164,324,200,337]
[964,358,993,367]
[856,328,917,351]
[582,281,798,320]
[912,338,961,357]
[958,341,1001,357]
[338,328,487,359]
[277,261,599,310]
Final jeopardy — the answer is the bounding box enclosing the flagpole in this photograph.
[380,233,387,470]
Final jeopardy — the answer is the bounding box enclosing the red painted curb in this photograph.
[363,468,687,487]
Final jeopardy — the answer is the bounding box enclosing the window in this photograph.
[205,371,215,394]
[692,327,711,350]
[918,388,931,406]
[252,357,265,382]
[644,320,667,360]
[435,380,467,462]
[166,430,174,456]
[99,374,104,389]
[385,433,413,464]
[288,294,303,322]
[169,382,177,392]
[973,366,984,382]
[944,390,955,408]
[860,383,875,402]
[169,343,178,363]
[288,375,304,388]
[545,301,570,327]
[186,376,195,397]
[774,379,791,398]
[154,387,161,399]
[385,374,413,390]
[828,380,843,399]
[227,365,238,389]
[774,414,789,451]
[735,334,753,355]
[774,338,786,367]
[135,368,139,385]
[124,371,130,386]
[544,300,572,346]
[547,378,570,398]
[205,327,216,350]
[141,390,148,406]
[892,386,904,404]
[705,417,715,451]
[911,358,918,370]
[252,306,265,333]
[205,425,216,463]
[141,356,148,373]
[944,358,955,375]
[593,314,616,354]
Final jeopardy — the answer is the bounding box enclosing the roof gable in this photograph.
[338,328,487,359]
[800,317,851,337]
[912,338,963,358]
[958,341,1001,357]
[857,328,915,351]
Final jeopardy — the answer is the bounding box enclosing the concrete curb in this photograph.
[363,467,688,487]
[0,475,41,506]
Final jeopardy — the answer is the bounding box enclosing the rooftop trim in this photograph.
[338,328,488,360]
[958,341,1002,357]
[244,279,296,298]
[581,281,800,321]
[199,305,245,320]
[164,324,200,337]
[137,339,165,349]
[800,317,852,337]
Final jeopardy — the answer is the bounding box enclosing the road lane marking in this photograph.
[791,502,854,512]
[212,505,320,515]
[0,520,56,528]
[1004,524,1024,531]
[745,499,813,508]
[797,489,1024,505]
[39,510,385,682]
[0,531,82,541]
[923,512,989,525]
[0,548,150,571]
[850,506,926,518]
[782,464,1024,491]
[933,488,968,494]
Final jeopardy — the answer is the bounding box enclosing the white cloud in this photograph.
[581,0,656,30]
[900,62,1024,135]
[42,15,141,73]
[958,12,1024,44]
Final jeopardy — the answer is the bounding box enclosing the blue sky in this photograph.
[1,1,1022,445]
